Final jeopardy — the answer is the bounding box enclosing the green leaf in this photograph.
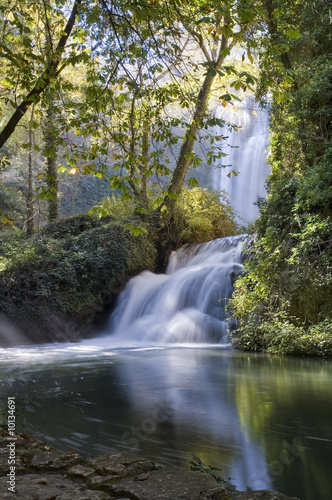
[1,216,14,226]
[167,192,178,200]
[188,177,200,188]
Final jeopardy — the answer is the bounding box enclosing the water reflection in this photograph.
[0,347,331,500]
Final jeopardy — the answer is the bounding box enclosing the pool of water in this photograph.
[0,343,331,500]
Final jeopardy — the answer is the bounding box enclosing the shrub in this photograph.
[0,215,157,344]
[232,317,332,357]
[170,188,238,245]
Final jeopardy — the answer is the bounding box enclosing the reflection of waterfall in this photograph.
[213,97,270,222]
[115,349,273,491]
[106,235,246,345]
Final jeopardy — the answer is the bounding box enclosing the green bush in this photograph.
[170,188,238,245]
[89,187,239,247]
[89,195,136,221]
[232,317,332,357]
[0,215,157,344]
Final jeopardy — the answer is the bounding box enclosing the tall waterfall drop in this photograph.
[105,235,246,345]
[213,97,270,222]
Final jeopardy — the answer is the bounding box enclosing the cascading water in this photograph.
[105,235,246,345]
[213,96,270,222]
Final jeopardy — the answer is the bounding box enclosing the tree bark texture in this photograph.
[43,105,59,222]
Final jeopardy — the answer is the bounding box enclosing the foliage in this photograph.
[0,215,157,343]
[229,0,332,356]
[171,187,238,245]
[89,187,238,246]
[232,318,332,357]
[0,0,85,148]
[0,0,261,232]
[89,195,135,221]
[57,0,260,219]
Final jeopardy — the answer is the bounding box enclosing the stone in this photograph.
[89,474,124,488]
[91,451,158,477]
[30,450,84,470]
[0,434,302,500]
[109,466,227,500]
[67,464,96,479]
[0,473,112,499]
[230,491,300,500]
[201,486,233,499]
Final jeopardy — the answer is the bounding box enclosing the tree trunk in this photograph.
[26,106,35,237]
[43,105,59,222]
[0,0,81,150]
[138,119,150,211]
[160,34,230,217]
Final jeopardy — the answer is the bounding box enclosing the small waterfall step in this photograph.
[103,234,247,346]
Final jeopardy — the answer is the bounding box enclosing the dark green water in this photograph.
[0,344,331,500]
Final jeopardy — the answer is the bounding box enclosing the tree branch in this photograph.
[0,0,81,150]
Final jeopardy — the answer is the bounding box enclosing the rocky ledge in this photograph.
[0,434,300,500]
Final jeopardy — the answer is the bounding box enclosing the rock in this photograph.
[89,474,124,488]
[231,491,300,500]
[0,434,301,500]
[91,450,158,477]
[200,487,233,499]
[67,464,96,479]
[0,473,112,499]
[30,450,84,470]
[109,466,229,500]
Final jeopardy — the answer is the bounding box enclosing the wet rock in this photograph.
[231,491,300,500]
[92,451,158,477]
[200,487,233,500]
[67,463,96,479]
[30,450,84,470]
[0,473,112,499]
[89,474,124,488]
[109,466,226,500]
[0,434,301,500]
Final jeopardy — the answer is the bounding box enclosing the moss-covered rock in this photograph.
[0,216,157,346]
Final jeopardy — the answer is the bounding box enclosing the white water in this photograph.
[105,235,246,345]
[213,97,270,222]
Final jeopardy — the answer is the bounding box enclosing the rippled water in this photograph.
[0,343,331,500]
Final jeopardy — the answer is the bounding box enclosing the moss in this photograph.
[0,216,157,345]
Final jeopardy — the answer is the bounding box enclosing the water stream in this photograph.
[107,234,245,345]
[213,97,270,222]
[0,236,331,500]
[0,346,331,500]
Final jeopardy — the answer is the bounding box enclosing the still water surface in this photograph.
[0,344,331,500]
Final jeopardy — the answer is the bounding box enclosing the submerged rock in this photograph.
[0,434,301,500]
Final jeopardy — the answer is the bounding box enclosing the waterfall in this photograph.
[105,235,246,345]
[213,97,270,222]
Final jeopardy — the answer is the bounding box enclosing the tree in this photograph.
[63,0,259,224]
[0,0,82,150]
[43,101,59,221]
[230,0,332,354]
